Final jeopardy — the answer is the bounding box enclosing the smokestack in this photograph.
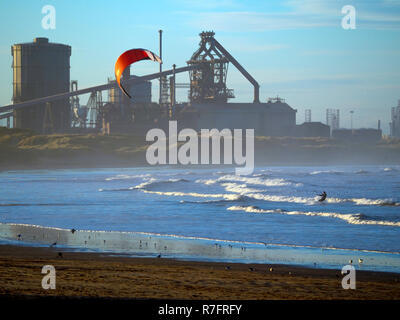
[159,30,163,105]
[378,119,381,130]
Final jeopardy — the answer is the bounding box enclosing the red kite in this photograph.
[115,49,162,98]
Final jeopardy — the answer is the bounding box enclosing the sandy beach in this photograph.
[0,244,399,300]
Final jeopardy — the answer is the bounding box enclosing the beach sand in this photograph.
[0,244,399,300]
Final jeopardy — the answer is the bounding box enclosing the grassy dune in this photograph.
[0,127,149,169]
[0,127,399,169]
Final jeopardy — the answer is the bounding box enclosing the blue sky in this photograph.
[0,0,399,132]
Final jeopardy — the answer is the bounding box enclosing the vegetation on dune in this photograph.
[0,127,150,168]
[0,127,399,169]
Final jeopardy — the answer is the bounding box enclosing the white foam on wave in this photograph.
[195,179,219,185]
[129,179,156,190]
[352,198,400,206]
[217,183,400,207]
[221,182,264,194]
[142,190,242,201]
[99,178,189,192]
[247,192,318,205]
[246,193,399,207]
[383,167,398,172]
[102,173,399,207]
[196,174,302,187]
[105,174,151,181]
[227,206,400,227]
[310,170,343,175]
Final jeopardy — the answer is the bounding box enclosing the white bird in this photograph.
[358,258,363,264]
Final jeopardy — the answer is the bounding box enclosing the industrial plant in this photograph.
[390,100,400,138]
[0,32,389,141]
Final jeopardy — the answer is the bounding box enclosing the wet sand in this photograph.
[0,244,399,300]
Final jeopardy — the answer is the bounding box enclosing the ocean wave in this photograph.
[195,179,219,185]
[105,174,151,181]
[133,178,400,207]
[383,167,398,172]
[355,170,369,174]
[196,174,302,187]
[352,198,400,206]
[247,193,400,207]
[142,190,243,201]
[252,173,270,178]
[132,178,189,189]
[220,188,400,207]
[309,170,344,175]
[221,182,265,194]
[99,178,189,192]
[98,187,133,192]
[227,206,400,227]
[179,195,248,204]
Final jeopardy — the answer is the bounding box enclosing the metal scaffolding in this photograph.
[305,109,311,123]
[187,31,259,104]
[326,108,340,132]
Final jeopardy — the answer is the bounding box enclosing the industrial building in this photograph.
[11,37,71,133]
[390,100,400,138]
[1,32,342,139]
[183,97,296,136]
[108,66,152,106]
[295,122,330,138]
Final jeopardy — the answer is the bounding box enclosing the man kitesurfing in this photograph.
[318,191,327,202]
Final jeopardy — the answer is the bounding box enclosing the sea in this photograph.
[0,165,399,273]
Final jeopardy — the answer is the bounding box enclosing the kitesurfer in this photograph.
[318,191,327,202]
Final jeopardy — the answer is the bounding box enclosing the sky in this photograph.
[0,0,399,133]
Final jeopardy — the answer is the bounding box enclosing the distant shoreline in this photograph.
[1,127,400,170]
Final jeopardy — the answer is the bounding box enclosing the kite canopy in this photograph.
[115,49,162,98]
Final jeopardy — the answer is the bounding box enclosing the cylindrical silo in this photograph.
[11,37,71,132]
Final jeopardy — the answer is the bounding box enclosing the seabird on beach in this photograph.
[157,254,161,258]
[248,267,255,272]
[358,258,363,264]
[349,259,353,264]
[71,229,76,234]
[57,252,63,258]
[17,234,21,240]
[269,267,273,272]
[50,242,57,247]
[225,266,231,270]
